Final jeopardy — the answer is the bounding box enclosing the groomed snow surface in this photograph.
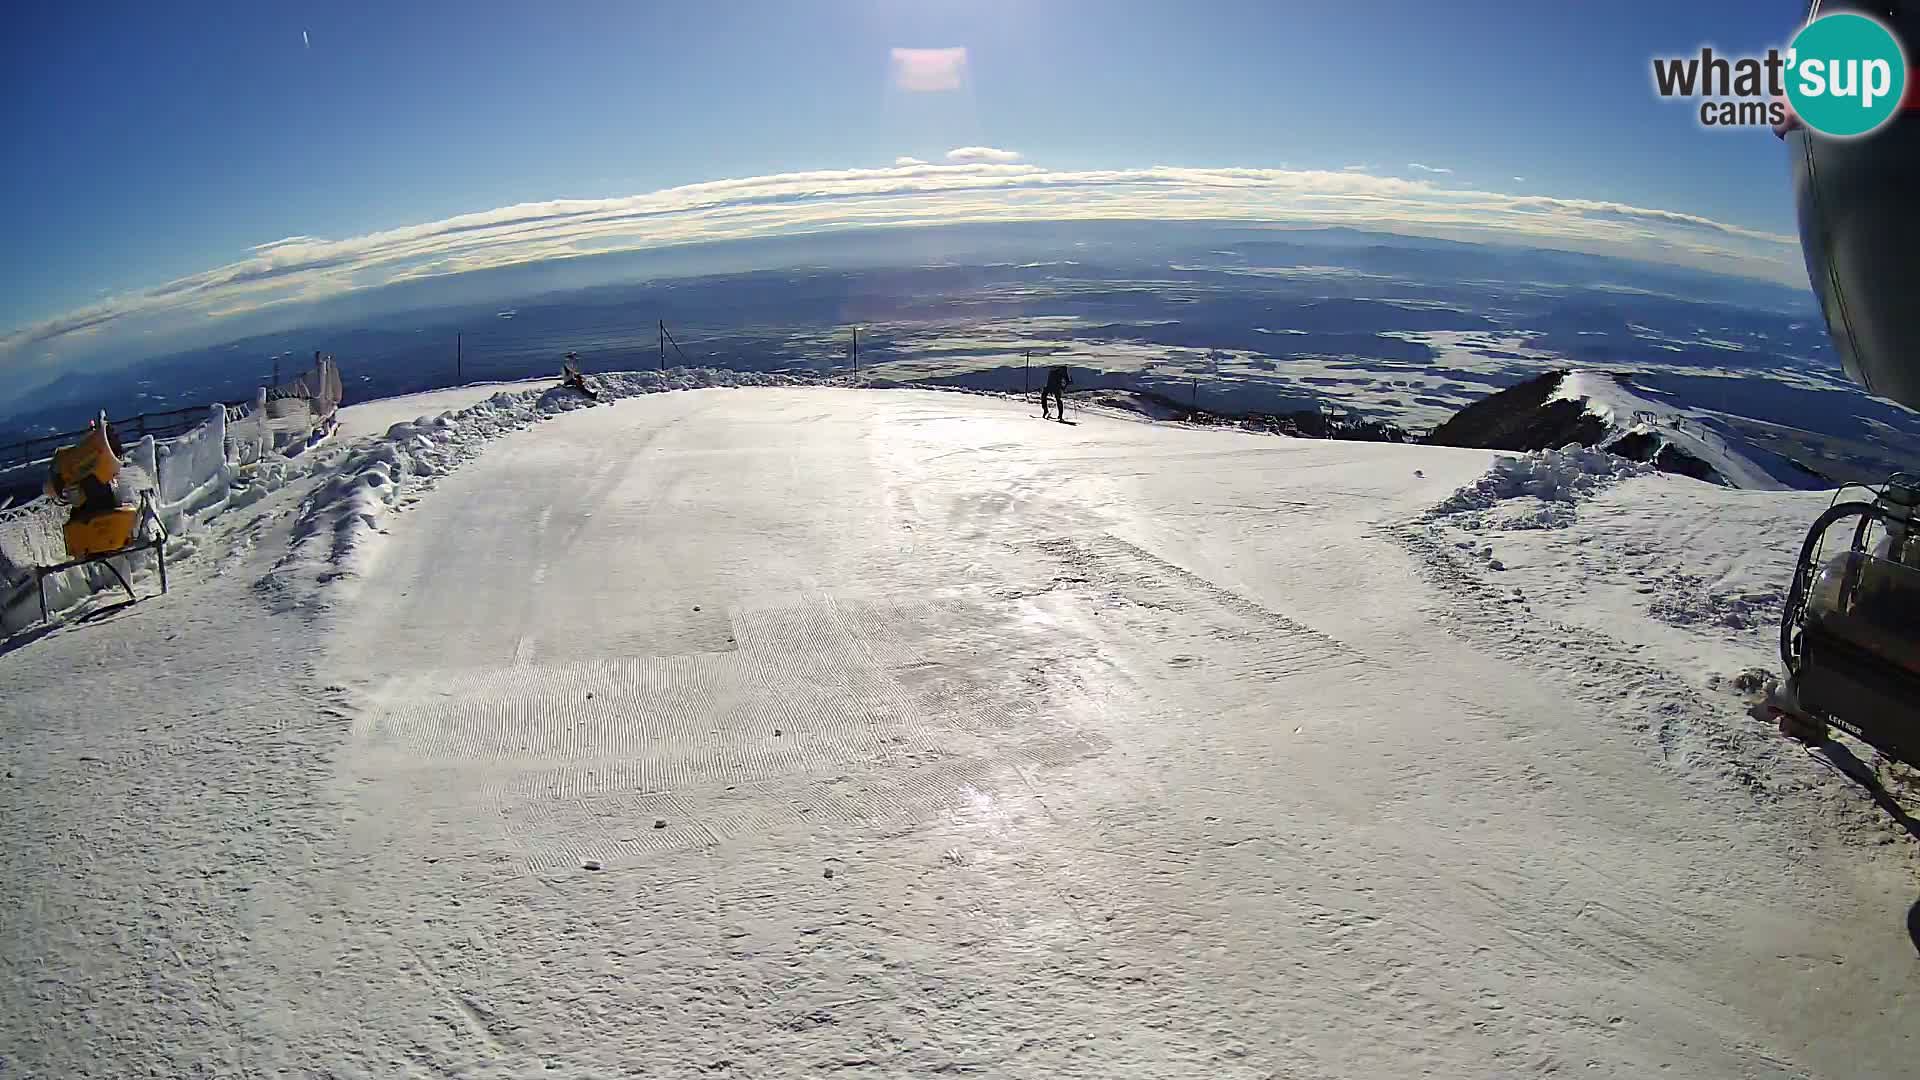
[2,375,1916,1078]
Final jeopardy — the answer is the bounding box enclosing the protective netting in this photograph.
[255,355,343,449]
[0,496,69,574]
[266,355,342,413]
[310,355,343,419]
[155,408,226,508]
[225,404,270,468]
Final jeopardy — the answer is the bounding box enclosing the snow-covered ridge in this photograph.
[1546,370,1643,427]
[1432,369,1803,491]
[1548,370,1786,490]
[267,368,809,611]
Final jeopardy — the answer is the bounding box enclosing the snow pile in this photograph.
[596,367,809,394]
[269,368,810,610]
[1431,443,1652,523]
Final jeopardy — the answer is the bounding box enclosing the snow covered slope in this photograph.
[1550,370,1795,489]
[2,382,1914,1078]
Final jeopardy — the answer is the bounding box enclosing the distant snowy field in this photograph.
[871,324,1568,430]
[841,316,1920,486]
[2,377,1914,1078]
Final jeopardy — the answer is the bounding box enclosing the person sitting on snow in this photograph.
[561,352,598,400]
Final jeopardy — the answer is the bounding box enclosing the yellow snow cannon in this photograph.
[44,414,139,558]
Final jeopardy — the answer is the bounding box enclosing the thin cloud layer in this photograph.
[1408,163,1454,174]
[1,158,1803,369]
[945,146,1023,164]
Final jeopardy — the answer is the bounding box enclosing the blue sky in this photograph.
[2,0,1814,375]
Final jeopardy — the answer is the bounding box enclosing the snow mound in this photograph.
[1431,443,1652,519]
[268,368,808,610]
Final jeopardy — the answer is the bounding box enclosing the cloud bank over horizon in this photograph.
[2,150,1804,377]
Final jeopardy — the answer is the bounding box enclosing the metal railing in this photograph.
[0,402,248,473]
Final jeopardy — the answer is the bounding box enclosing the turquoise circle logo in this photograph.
[1786,12,1908,137]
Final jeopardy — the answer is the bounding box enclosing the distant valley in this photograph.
[5,222,1914,485]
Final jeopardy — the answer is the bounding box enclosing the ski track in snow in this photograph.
[2,378,1916,1078]
[1405,467,1920,847]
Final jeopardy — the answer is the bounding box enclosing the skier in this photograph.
[1041,365,1071,421]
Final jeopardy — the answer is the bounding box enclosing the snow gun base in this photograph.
[1776,474,1920,767]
